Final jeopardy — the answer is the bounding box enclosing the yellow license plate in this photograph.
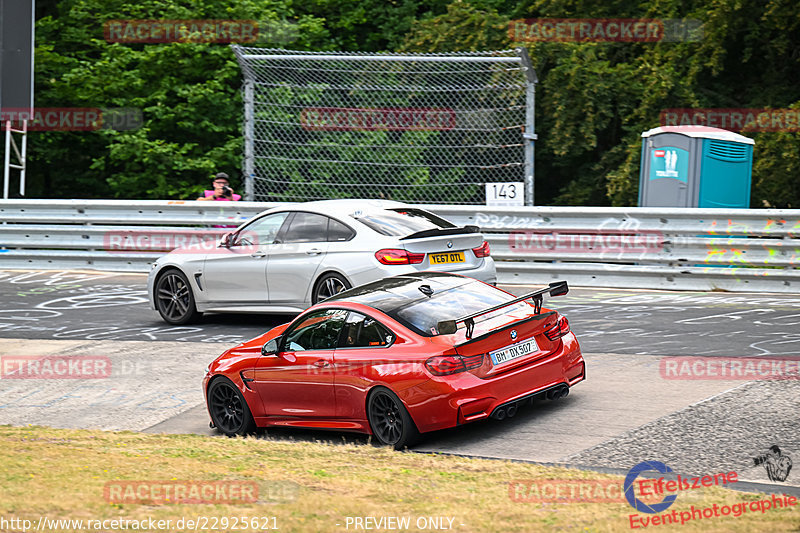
[429,251,465,265]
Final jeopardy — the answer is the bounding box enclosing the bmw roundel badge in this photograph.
[510,330,518,340]
[447,241,453,248]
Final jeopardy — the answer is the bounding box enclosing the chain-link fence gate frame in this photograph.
[232,47,537,205]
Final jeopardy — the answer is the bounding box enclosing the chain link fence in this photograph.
[232,47,535,204]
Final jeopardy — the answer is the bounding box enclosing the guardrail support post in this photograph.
[3,119,28,199]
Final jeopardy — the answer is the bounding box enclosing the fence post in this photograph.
[517,47,538,207]
[243,79,255,202]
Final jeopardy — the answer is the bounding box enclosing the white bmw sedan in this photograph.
[147,199,496,324]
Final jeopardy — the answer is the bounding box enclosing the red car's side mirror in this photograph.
[261,337,280,356]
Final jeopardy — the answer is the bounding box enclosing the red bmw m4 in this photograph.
[203,272,585,449]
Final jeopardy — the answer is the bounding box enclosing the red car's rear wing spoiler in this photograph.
[437,281,569,339]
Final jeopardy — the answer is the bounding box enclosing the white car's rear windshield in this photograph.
[352,208,456,237]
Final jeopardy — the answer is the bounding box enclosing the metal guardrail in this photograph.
[1,200,799,292]
[0,200,273,272]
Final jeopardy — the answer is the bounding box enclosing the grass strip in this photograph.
[0,425,797,532]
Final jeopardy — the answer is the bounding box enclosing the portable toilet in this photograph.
[638,125,754,208]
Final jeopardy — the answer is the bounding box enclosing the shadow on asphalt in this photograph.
[412,395,577,449]
[205,395,576,452]
[196,312,295,328]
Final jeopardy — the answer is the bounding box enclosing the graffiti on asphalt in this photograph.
[3,270,800,351]
[0,270,259,343]
[0,270,117,286]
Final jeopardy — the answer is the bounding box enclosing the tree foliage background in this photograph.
[17,0,800,206]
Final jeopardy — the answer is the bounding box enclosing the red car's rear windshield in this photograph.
[352,208,456,237]
[389,280,528,337]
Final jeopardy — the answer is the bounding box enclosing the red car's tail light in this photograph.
[472,241,491,258]
[375,249,425,265]
[544,316,570,341]
[462,353,484,370]
[425,355,467,376]
[425,354,483,375]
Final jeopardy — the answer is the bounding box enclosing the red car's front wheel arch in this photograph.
[207,376,257,437]
[366,386,419,450]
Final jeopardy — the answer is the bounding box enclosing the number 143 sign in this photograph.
[486,182,524,206]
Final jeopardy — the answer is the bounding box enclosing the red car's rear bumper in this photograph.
[398,333,585,434]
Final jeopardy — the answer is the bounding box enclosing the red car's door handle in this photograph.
[313,359,330,368]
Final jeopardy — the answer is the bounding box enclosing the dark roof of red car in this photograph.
[322,271,474,315]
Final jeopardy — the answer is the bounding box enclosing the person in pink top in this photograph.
[197,172,242,201]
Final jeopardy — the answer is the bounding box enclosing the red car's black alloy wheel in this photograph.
[209,381,246,434]
[372,392,402,443]
[368,388,418,448]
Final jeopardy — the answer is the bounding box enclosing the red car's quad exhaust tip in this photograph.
[546,384,570,400]
[490,384,570,420]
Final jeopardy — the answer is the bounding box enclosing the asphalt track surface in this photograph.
[1,269,799,495]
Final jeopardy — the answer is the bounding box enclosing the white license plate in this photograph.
[490,338,538,366]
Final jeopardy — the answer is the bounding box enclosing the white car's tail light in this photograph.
[472,241,491,258]
[375,249,425,265]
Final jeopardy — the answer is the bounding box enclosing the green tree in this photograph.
[18,0,800,208]
[400,2,509,52]
[511,0,800,206]
[29,0,327,199]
